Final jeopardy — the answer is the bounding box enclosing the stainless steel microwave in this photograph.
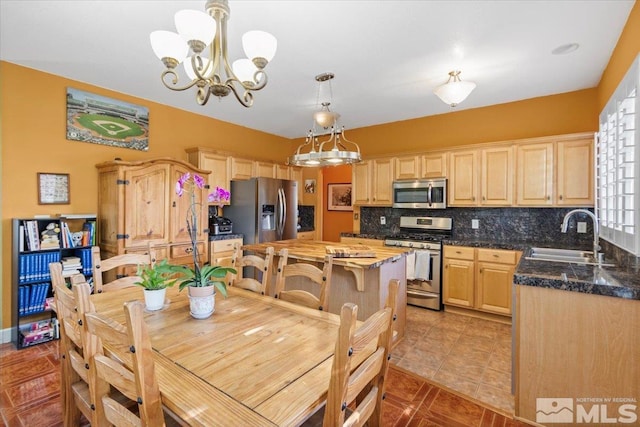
[392,178,447,209]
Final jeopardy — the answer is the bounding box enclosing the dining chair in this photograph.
[53,278,108,426]
[305,279,399,427]
[230,244,274,294]
[273,248,333,311]
[91,245,156,294]
[83,296,183,427]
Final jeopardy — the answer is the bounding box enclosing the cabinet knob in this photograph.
[445,265,449,269]
[559,195,563,200]
[172,201,176,207]
[472,196,476,201]
[185,247,193,254]
[480,268,484,273]
[482,196,486,201]
[546,195,550,200]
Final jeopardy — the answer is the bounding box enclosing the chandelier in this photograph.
[288,73,362,167]
[149,0,277,108]
[433,70,476,107]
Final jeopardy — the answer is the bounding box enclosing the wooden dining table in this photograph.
[90,284,363,426]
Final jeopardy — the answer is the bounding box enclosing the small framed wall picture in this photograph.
[328,183,352,211]
[38,173,70,205]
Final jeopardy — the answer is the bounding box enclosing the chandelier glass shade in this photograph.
[433,70,476,107]
[288,73,362,167]
[149,0,277,108]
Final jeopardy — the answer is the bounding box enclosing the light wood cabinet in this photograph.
[352,161,371,205]
[556,138,594,205]
[442,246,475,308]
[230,157,254,180]
[516,142,554,206]
[476,248,517,315]
[516,285,639,424]
[254,161,276,178]
[443,245,521,319]
[275,164,290,180]
[186,149,231,205]
[421,152,448,178]
[371,158,394,205]
[448,150,478,206]
[395,155,420,180]
[209,238,243,267]
[480,146,514,206]
[96,158,209,266]
[352,159,394,206]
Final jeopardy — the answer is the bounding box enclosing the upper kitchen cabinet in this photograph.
[421,152,448,179]
[254,161,276,178]
[516,142,554,206]
[275,164,290,180]
[450,147,512,207]
[229,157,254,180]
[557,138,594,206]
[394,155,421,180]
[352,158,394,206]
[96,158,209,265]
[289,166,304,203]
[480,146,514,206]
[186,148,231,204]
[448,150,478,206]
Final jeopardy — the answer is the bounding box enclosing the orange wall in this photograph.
[0,62,290,328]
[598,1,640,110]
[321,165,353,242]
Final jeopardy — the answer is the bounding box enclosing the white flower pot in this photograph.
[143,288,166,311]
[188,286,215,319]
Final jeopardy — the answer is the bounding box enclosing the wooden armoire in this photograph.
[95,158,210,266]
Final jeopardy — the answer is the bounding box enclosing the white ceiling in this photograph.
[0,1,635,139]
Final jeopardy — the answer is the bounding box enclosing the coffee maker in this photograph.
[208,206,233,235]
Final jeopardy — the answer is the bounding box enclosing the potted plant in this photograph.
[170,173,236,319]
[134,259,176,311]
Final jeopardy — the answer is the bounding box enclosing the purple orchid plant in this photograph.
[169,173,235,294]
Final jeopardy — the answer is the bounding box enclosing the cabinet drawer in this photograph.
[339,237,385,247]
[477,248,517,265]
[444,246,475,260]
[211,238,243,254]
[170,242,206,264]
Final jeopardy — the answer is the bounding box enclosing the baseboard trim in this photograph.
[1,327,13,344]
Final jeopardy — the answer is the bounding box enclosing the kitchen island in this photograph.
[242,239,410,343]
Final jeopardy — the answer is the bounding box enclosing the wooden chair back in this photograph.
[92,245,156,294]
[83,300,167,427]
[230,244,274,294]
[53,278,105,426]
[274,249,333,311]
[323,279,399,427]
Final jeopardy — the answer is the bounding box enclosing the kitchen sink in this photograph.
[525,247,615,266]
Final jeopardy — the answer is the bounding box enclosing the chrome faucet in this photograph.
[561,209,600,260]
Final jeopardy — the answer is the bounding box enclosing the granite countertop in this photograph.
[445,239,640,300]
[209,233,243,241]
[340,233,640,300]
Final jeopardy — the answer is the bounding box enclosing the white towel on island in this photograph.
[406,253,416,281]
[414,250,431,281]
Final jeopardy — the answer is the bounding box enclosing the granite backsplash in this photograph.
[298,205,315,231]
[359,206,595,247]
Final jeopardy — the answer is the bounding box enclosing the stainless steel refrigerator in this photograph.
[224,177,298,244]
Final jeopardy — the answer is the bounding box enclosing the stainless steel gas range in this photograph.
[384,216,452,311]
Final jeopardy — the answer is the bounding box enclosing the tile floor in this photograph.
[0,307,519,426]
[393,305,514,414]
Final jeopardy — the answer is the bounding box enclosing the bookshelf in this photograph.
[11,215,97,349]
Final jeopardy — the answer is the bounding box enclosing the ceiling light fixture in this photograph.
[433,70,476,107]
[288,73,362,167]
[149,0,277,108]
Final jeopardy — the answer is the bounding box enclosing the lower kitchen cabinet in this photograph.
[210,238,243,267]
[443,245,521,321]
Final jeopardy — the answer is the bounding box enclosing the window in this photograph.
[597,54,639,255]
